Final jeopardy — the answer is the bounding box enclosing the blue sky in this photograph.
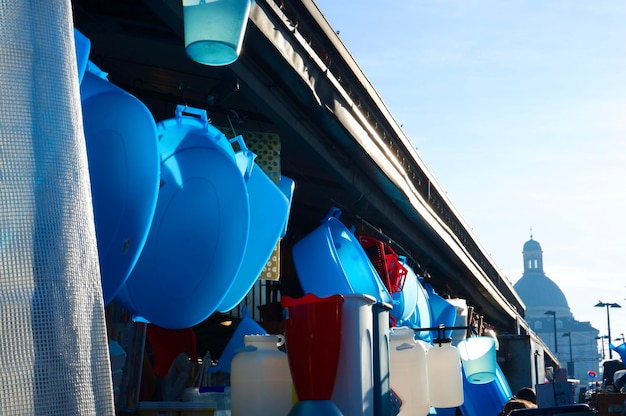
[313,1,626,344]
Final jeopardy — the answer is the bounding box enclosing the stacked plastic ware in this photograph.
[281,294,344,415]
[116,105,251,328]
[292,208,395,415]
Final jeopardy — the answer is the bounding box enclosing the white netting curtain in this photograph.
[0,1,115,415]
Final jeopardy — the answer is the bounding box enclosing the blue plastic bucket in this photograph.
[183,0,254,66]
[216,139,290,312]
[460,363,512,416]
[117,106,250,328]
[80,67,160,305]
[458,336,497,384]
[292,208,390,302]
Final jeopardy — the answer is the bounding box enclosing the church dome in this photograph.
[514,236,572,318]
[514,273,570,313]
[522,238,541,252]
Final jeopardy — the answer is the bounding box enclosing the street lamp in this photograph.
[562,332,574,376]
[545,310,558,353]
[594,301,622,359]
[596,335,609,360]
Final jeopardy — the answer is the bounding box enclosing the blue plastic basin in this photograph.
[217,141,290,312]
[292,208,390,303]
[116,106,250,328]
[80,66,160,305]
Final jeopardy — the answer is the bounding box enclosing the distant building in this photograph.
[513,237,599,393]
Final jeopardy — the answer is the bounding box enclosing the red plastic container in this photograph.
[281,294,344,401]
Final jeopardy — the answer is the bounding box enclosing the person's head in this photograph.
[515,387,537,404]
[501,398,536,415]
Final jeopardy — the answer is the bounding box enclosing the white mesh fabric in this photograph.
[0,1,115,415]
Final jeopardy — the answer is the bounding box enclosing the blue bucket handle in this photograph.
[324,207,342,222]
[229,135,256,181]
[175,104,209,130]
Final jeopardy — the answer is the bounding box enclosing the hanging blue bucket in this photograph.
[292,208,391,303]
[80,65,160,305]
[116,106,250,328]
[216,138,290,312]
[183,0,255,66]
[458,336,498,384]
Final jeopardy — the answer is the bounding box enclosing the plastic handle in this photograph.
[230,135,256,181]
[325,207,342,221]
[276,334,285,347]
[239,345,258,353]
[396,342,416,352]
[175,105,209,129]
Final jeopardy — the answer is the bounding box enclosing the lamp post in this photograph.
[545,310,558,353]
[562,332,574,376]
[596,335,609,360]
[594,301,622,359]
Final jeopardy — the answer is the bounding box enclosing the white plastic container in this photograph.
[389,326,430,415]
[426,340,464,408]
[231,334,292,416]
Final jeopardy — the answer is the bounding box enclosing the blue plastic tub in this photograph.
[117,106,250,328]
[80,66,160,305]
[217,139,290,312]
[292,208,390,303]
